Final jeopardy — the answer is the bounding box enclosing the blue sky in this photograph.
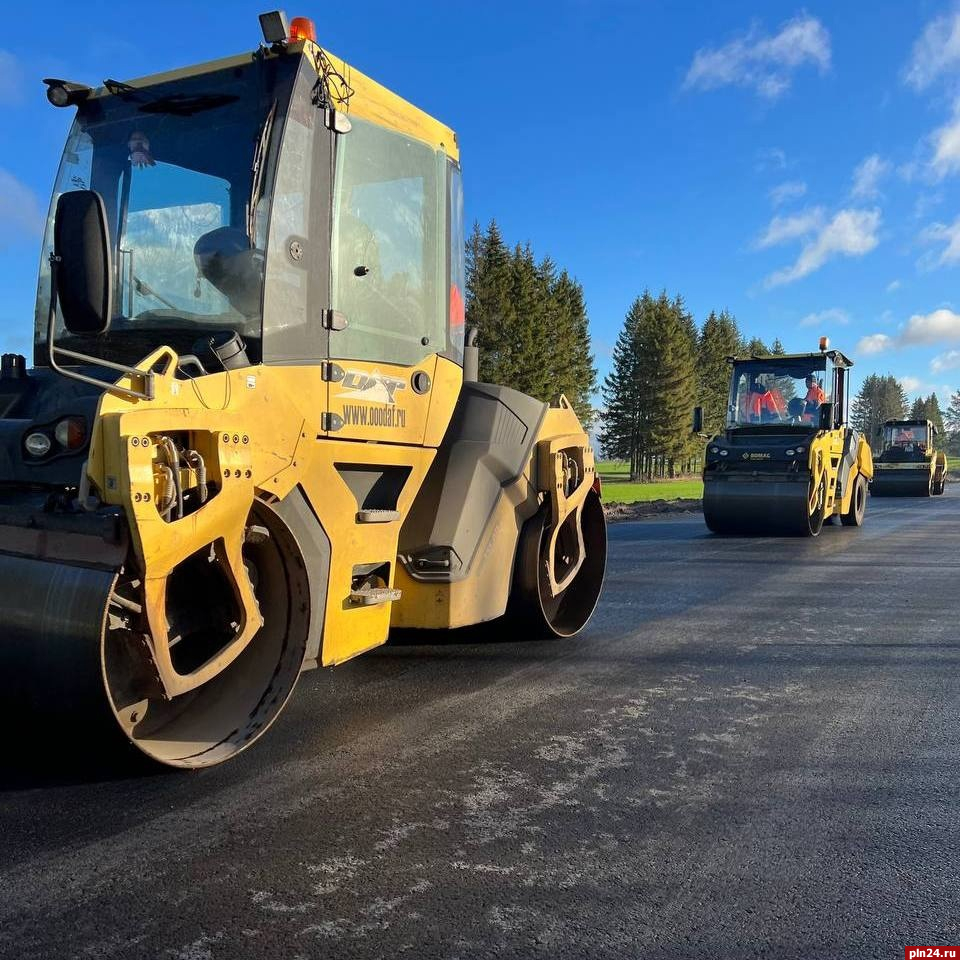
[3,1,960,404]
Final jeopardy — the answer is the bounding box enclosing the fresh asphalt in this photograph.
[1,492,958,960]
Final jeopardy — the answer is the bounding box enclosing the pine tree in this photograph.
[946,389,960,436]
[545,268,596,423]
[928,393,946,438]
[770,337,787,356]
[646,292,696,476]
[465,221,515,386]
[745,337,769,357]
[464,222,596,417]
[852,374,909,448]
[696,310,740,435]
[600,295,648,477]
[910,393,945,437]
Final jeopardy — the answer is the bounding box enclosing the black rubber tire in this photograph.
[512,490,607,638]
[841,474,867,527]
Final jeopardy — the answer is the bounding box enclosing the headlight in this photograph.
[710,446,719,454]
[54,416,87,450]
[719,449,728,457]
[785,449,795,456]
[24,432,52,458]
[795,445,805,454]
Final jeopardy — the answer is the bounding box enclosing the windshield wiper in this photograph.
[248,101,277,241]
[133,276,178,312]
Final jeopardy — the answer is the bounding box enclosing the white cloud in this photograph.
[857,333,895,354]
[931,349,960,372]
[901,308,960,345]
[900,376,923,392]
[919,214,960,267]
[798,307,851,328]
[858,308,960,356]
[769,180,807,206]
[930,101,960,178]
[851,154,891,199]
[0,168,43,244]
[765,208,881,287]
[0,51,23,105]
[886,279,902,293]
[904,9,960,91]
[684,14,831,100]
[755,207,825,249]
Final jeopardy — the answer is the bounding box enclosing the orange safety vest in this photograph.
[742,390,781,419]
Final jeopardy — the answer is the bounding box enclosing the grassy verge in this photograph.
[597,461,702,504]
[602,479,703,503]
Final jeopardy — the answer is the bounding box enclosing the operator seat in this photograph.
[193,227,264,318]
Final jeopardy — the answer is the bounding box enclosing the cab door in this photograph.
[324,115,453,448]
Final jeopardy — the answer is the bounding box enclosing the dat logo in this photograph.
[336,369,407,405]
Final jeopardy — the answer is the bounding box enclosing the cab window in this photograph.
[331,118,445,366]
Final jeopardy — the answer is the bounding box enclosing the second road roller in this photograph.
[0,12,606,768]
[871,419,947,497]
[695,338,873,536]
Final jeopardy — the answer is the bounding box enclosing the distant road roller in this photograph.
[871,420,947,497]
[0,13,606,768]
[695,339,873,536]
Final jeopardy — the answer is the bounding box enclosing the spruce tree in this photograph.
[852,374,909,448]
[946,390,960,436]
[600,295,648,477]
[911,393,945,437]
[696,310,740,435]
[465,221,596,420]
[645,292,696,476]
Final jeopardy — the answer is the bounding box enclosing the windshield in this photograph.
[728,358,830,428]
[882,423,930,452]
[34,57,296,366]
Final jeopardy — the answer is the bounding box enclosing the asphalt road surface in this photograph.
[1,492,958,960]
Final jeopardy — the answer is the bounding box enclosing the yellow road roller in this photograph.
[695,339,873,536]
[871,419,947,497]
[0,13,606,768]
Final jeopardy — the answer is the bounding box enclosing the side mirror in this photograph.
[691,405,704,434]
[818,402,834,431]
[53,190,112,335]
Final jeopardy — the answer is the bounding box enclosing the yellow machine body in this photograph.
[871,419,947,497]
[0,21,606,767]
[701,347,873,536]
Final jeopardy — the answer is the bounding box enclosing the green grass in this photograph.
[596,460,631,480]
[601,479,703,504]
[596,460,702,503]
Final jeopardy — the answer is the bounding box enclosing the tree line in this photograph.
[851,375,956,450]
[598,292,790,479]
[466,220,960,466]
[465,221,595,423]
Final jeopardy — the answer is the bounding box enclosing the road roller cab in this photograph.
[695,340,873,536]
[871,420,947,497]
[0,13,607,768]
